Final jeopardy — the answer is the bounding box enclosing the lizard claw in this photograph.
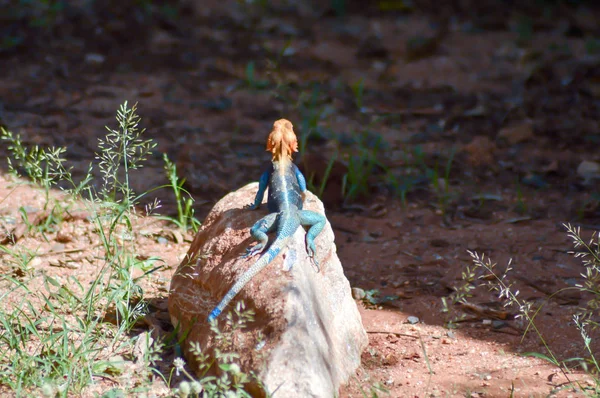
[243,244,263,258]
[311,256,320,272]
[306,243,320,272]
[244,203,260,210]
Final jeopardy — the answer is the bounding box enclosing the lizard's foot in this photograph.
[306,242,320,272]
[311,255,320,272]
[244,203,260,210]
[243,244,264,258]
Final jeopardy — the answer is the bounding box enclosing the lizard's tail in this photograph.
[208,219,297,322]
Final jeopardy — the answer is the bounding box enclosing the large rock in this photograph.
[168,182,367,397]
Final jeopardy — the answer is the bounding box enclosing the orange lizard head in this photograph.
[267,118,298,162]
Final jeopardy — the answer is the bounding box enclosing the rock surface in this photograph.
[168,182,367,397]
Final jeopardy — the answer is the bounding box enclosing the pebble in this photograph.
[577,160,600,180]
[1,216,16,225]
[170,230,184,244]
[361,233,376,242]
[85,53,105,65]
[30,257,42,267]
[351,287,366,300]
[157,237,169,245]
[407,316,419,324]
[492,320,507,329]
[51,243,65,252]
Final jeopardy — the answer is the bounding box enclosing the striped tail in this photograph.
[208,234,292,322]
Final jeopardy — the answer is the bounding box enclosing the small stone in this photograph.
[171,230,184,244]
[351,287,366,300]
[84,53,105,65]
[157,237,168,245]
[55,231,73,243]
[22,206,39,214]
[0,216,16,225]
[577,160,600,183]
[407,316,419,324]
[361,232,376,242]
[48,259,61,267]
[492,320,507,329]
[51,243,65,252]
[64,261,81,269]
[151,29,179,50]
[522,173,548,189]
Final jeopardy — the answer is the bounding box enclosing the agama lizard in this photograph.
[208,119,326,322]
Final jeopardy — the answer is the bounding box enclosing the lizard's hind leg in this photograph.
[299,210,326,270]
[244,213,277,257]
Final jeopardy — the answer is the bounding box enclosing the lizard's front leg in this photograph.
[243,213,277,257]
[245,171,270,210]
[299,210,326,271]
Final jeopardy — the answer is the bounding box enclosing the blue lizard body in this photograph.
[208,157,326,322]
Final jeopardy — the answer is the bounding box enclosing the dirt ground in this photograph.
[1,0,600,396]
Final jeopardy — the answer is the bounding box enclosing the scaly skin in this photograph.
[208,119,326,322]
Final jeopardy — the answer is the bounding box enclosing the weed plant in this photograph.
[160,154,201,233]
[0,101,211,396]
[0,128,88,211]
[453,224,600,396]
[172,302,265,398]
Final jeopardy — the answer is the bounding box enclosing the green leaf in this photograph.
[521,352,559,366]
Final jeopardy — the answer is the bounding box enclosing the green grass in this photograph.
[0,101,256,396]
[339,130,388,204]
[351,78,365,111]
[159,154,201,232]
[244,61,270,90]
[0,101,160,395]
